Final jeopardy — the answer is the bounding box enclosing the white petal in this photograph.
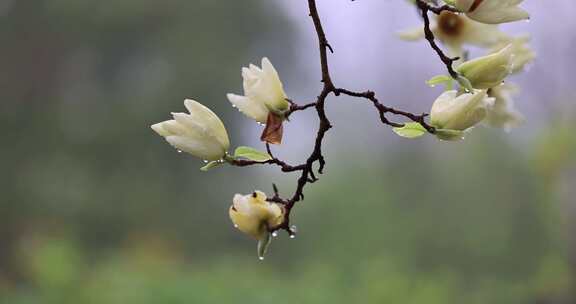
[233,194,252,213]
[464,0,530,24]
[165,135,225,161]
[470,7,529,24]
[249,63,263,74]
[172,112,204,135]
[260,58,288,110]
[183,99,230,149]
[431,90,491,130]
[163,120,187,136]
[151,121,173,137]
[227,93,269,123]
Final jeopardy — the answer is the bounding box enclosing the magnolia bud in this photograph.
[227,57,289,122]
[227,58,290,144]
[151,99,230,161]
[455,0,529,24]
[229,191,284,240]
[430,89,494,131]
[456,44,514,89]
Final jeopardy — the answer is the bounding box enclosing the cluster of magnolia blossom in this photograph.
[394,0,534,140]
[151,0,533,259]
[152,58,293,259]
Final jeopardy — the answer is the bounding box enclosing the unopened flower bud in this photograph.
[151,99,230,161]
[456,44,514,89]
[430,89,494,131]
[227,58,290,144]
[229,191,284,240]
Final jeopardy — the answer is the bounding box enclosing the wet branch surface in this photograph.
[230,0,454,234]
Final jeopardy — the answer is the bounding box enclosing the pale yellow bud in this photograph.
[151,99,230,161]
[229,191,284,240]
[430,89,494,131]
[227,58,289,123]
[456,44,514,89]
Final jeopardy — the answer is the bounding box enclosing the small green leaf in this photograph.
[435,129,465,141]
[234,146,272,162]
[257,232,272,260]
[200,160,224,171]
[393,122,427,139]
[427,75,454,90]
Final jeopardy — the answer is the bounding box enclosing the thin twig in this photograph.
[415,0,460,79]
[335,88,435,133]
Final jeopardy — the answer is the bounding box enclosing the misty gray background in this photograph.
[0,0,575,303]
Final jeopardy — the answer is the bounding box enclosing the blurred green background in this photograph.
[1,0,575,303]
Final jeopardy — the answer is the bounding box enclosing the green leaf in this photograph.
[427,75,454,90]
[393,122,427,139]
[234,146,272,162]
[434,129,465,141]
[200,160,224,172]
[257,232,272,260]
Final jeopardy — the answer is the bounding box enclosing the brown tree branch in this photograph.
[415,0,461,79]
[228,0,458,235]
[335,88,436,133]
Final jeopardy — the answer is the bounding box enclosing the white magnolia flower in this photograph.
[227,57,289,123]
[489,35,535,74]
[227,57,290,144]
[398,11,509,57]
[485,84,524,130]
[229,191,284,240]
[456,44,514,89]
[151,99,230,161]
[455,0,529,24]
[430,89,494,131]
